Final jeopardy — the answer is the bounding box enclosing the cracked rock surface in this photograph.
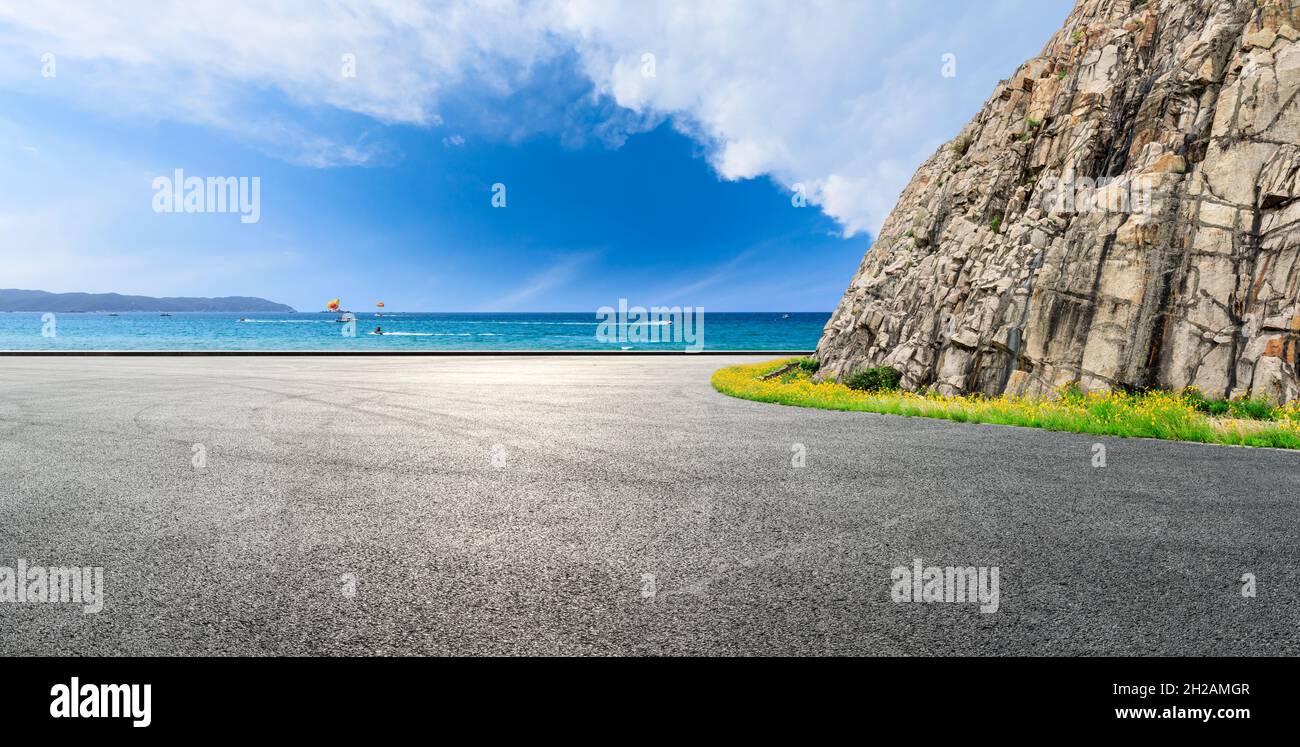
[818,0,1300,403]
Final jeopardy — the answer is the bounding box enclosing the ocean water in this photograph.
[0,311,828,351]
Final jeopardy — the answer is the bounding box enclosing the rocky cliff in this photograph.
[816,0,1300,403]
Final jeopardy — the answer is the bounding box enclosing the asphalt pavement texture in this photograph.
[0,355,1296,655]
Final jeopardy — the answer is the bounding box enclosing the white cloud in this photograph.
[0,0,1072,235]
[553,0,1073,235]
[0,0,557,165]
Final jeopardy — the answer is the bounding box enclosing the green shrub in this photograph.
[990,215,1003,233]
[1182,387,1228,416]
[1200,398,1230,416]
[845,366,902,392]
[1228,397,1275,421]
[1182,388,1275,420]
[794,357,820,373]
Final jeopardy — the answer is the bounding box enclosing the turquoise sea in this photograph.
[0,312,828,351]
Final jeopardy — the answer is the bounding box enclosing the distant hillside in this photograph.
[0,289,295,313]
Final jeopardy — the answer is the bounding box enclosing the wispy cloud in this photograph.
[482,251,599,311]
[659,248,760,302]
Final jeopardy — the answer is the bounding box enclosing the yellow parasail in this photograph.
[326,298,341,311]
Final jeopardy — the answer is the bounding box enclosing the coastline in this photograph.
[0,311,831,352]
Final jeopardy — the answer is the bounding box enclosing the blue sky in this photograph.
[0,1,1073,312]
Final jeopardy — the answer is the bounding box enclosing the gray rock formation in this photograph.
[816,0,1300,403]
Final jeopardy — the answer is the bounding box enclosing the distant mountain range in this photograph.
[0,289,295,313]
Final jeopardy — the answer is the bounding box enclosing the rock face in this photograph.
[816,0,1300,403]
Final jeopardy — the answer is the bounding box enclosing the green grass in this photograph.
[712,358,1300,450]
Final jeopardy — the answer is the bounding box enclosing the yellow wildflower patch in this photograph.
[712,358,1300,450]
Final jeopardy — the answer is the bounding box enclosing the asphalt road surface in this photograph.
[0,355,1296,656]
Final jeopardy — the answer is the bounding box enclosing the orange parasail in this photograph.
[326,298,341,311]
[376,301,385,309]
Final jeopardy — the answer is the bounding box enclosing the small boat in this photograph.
[782,313,790,319]
[160,313,172,317]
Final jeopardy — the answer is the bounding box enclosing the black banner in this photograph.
[0,656,1283,735]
